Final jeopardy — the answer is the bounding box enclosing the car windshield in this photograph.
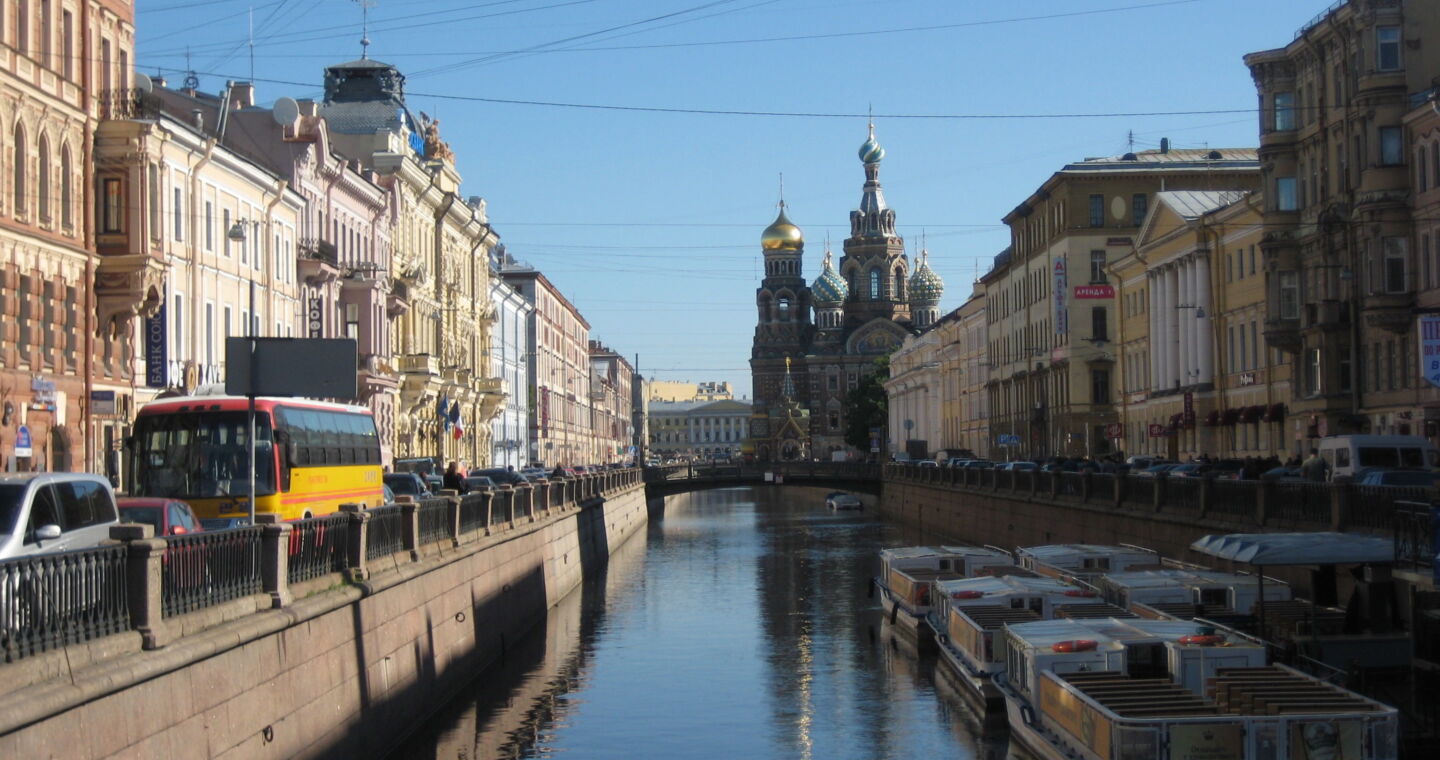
[0,484,25,535]
[130,411,276,499]
[120,506,164,531]
[384,475,424,495]
[1371,471,1437,487]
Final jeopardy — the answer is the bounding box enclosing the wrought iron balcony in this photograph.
[97,88,164,121]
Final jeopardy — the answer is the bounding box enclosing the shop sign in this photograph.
[1286,720,1362,760]
[1073,285,1115,299]
[1105,423,1123,440]
[145,305,167,388]
[1420,314,1440,388]
[307,297,324,338]
[90,390,116,416]
[1183,392,1195,428]
[1053,259,1068,334]
[15,425,32,458]
[1239,371,1260,386]
[1148,423,1171,438]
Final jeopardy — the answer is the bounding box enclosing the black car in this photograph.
[472,468,528,487]
[383,472,432,499]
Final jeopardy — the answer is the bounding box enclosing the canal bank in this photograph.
[0,483,649,759]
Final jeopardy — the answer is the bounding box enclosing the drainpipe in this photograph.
[81,0,95,473]
[263,179,289,336]
[187,136,217,385]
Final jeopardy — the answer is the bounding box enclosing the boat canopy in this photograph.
[1099,567,1285,591]
[935,574,1085,598]
[1189,532,1394,566]
[881,545,1011,561]
[1004,617,1236,652]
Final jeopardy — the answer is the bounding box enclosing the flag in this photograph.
[449,401,463,440]
[437,395,451,430]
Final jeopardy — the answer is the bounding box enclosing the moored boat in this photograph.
[994,617,1398,760]
[875,545,1021,646]
[1096,567,1293,624]
[1016,543,1161,579]
[825,491,863,510]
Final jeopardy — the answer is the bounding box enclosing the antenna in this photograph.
[1127,129,1134,152]
[354,0,378,58]
[777,172,784,211]
[248,7,255,83]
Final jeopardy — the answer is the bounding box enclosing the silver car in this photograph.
[0,473,122,559]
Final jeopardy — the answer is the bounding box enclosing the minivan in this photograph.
[0,473,122,559]
[1317,435,1440,481]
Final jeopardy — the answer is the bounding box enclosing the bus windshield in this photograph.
[131,411,276,499]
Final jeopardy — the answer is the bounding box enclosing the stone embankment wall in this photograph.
[0,485,649,759]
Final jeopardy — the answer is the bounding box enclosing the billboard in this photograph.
[1420,314,1440,388]
[1053,259,1069,334]
[144,305,167,388]
[225,338,358,399]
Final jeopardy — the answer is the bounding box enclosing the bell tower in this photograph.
[841,122,911,327]
[750,197,811,416]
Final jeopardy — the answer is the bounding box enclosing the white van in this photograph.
[0,473,122,559]
[1316,435,1440,480]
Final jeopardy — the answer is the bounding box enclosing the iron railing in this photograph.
[1165,477,1202,512]
[1209,479,1257,519]
[0,545,130,663]
[418,499,453,545]
[365,506,406,560]
[162,527,263,618]
[1350,486,1430,531]
[1394,502,1435,576]
[1090,473,1116,502]
[287,514,351,584]
[1267,481,1330,524]
[458,492,490,535]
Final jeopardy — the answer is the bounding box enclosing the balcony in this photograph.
[97,88,163,121]
[398,354,439,376]
[386,279,410,317]
[1263,316,1301,352]
[297,239,341,286]
[1363,291,1415,333]
[95,253,168,338]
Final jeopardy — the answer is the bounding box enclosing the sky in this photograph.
[136,0,1340,399]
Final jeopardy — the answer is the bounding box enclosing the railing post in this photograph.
[481,490,494,535]
[340,503,370,581]
[522,485,536,522]
[1331,482,1349,531]
[399,498,421,561]
[1198,476,1213,518]
[1256,480,1272,526]
[254,515,293,609]
[1113,473,1125,509]
[1080,471,1093,502]
[538,481,551,516]
[440,490,462,546]
[109,524,172,650]
[1049,471,1059,500]
[1152,476,1165,512]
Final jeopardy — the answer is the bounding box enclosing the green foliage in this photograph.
[844,356,890,451]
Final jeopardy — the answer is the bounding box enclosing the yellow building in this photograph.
[983,146,1259,459]
[1114,191,1292,460]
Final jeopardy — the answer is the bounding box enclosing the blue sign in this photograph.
[15,425,32,458]
[997,433,1021,446]
[145,304,167,388]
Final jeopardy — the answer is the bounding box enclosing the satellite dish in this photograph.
[134,72,153,93]
[272,96,300,126]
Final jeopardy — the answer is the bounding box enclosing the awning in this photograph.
[1202,410,1221,427]
[1190,532,1395,566]
[1221,408,1241,426]
[1262,403,1285,423]
[1240,405,1264,424]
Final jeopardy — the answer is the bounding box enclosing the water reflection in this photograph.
[393,486,1022,760]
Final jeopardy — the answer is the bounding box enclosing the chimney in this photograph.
[229,81,255,108]
[191,109,205,131]
[1160,137,1170,154]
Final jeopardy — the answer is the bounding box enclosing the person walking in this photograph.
[443,461,464,493]
[1301,448,1329,482]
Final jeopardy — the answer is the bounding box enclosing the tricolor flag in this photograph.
[449,401,463,440]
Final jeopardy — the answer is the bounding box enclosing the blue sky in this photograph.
[137,0,1336,398]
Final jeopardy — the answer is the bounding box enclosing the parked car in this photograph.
[963,460,995,469]
[0,473,122,559]
[1353,468,1440,488]
[117,497,203,536]
[1259,466,1304,483]
[915,460,939,468]
[997,461,1038,471]
[383,472,432,500]
[472,468,529,487]
[461,475,497,493]
[1134,463,1181,479]
[383,484,396,505]
[551,466,577,479]
[393,457,444,492]
[199,517,253,531]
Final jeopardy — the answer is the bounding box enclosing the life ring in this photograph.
[1063,589,1097,598]
[1051,639,1099,653]
[1178,634,1225,646]
[951,590,985,599]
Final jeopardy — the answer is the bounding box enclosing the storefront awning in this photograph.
[1190,532,1394,566]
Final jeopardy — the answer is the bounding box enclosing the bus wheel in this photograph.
[303,511,313,519]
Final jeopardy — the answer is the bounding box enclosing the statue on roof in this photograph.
[418,112,455,162]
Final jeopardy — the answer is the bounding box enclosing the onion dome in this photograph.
[858,122,885,164]
[812,250,848,305]
[761,205,804,251]
[908,250,944,304]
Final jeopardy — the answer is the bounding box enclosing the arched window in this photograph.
[60,144,72,228]
[869,269,880,299]
[894,266,905,301]
[37,135,50,221]
[777,296,791,320]
[13,123,27,215]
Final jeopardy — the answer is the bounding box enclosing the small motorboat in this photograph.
[825,491,863,510]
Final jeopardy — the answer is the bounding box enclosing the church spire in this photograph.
[851,121,895,238]
[782,357,795,400]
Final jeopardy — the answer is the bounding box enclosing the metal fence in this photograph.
[0,545,130,663]
[162,527,263,618]
[1394,502,1434,576]
[1350,486,1430,531]
[287,514,351,585]
[418,499,453,545]
[458,493,490,535]
[1090,473,1116,502]
[1268,481,1331,524]
[365,506,407,560]
[1057,472,1084,500]
[1209,479,1257,519]
[1165,477,1202,512]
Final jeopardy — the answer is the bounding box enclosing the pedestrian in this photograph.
[443,461,464,493]
[1301,448,1328,482]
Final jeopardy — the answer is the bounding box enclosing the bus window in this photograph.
[1358,447,1398,468]
[1399,448,1425,468]
[132,412,276,499]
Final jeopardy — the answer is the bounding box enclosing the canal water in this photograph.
[390,486,1022,760]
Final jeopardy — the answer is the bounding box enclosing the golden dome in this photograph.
[761,206,804,251]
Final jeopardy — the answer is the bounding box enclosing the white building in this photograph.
[489,271,533,469]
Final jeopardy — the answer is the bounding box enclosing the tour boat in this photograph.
[994,617,1398,760]
[1096,567,1293,623]
[1015,543,1161,580]
[825,491,863,510]
[875,545,1022,645]
[930,574,1130,723]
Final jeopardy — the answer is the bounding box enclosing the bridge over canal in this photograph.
[642,462,884,499]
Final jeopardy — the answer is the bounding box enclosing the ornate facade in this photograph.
[749,125,942,461]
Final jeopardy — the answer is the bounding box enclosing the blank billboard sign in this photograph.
[225,338,358,399]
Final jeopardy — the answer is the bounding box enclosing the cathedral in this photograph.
[748,125,944,461]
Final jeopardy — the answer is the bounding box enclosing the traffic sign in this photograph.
[15,425,32,458]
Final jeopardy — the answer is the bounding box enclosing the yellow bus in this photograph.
[125,396,384,521]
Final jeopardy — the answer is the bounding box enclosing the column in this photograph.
[1149,273,1160,392]
[1182,260,1195,385]
[1165,265,1180,389]
[1195,253,1213,382]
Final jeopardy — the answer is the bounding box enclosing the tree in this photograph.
[843,356,890,451]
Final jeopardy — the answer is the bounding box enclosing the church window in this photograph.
[828,412,839,430]
[828,374,838,391]
[869,270,880,299]
[894,267,905,300]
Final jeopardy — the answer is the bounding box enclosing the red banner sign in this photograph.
[1147,423,1170,438]
[1073,285,1115,299]
[1105,423,1123,439]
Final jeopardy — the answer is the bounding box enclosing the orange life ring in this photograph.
[1178,634,1225,646]
[1063,589,1097,598]
[951,590,985,599]
[1051,639,1099,653]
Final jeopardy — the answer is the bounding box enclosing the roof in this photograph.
[881,545,1013,561]
[1067,147,1258,169]
[1099,567,1286,590]
[1005,617,1260,651]
[319,101,405,136]
[1153,190,1249,220]
[1190,532,1395,566]
[935,574,1092,598]
[1017,544,1157,563]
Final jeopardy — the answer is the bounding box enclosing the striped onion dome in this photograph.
[812,250,848,305]
[908,251,944,304]
[858,123,885,164]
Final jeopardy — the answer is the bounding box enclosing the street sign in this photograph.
[997,433,1021,446]
[90,390,116,416]
[15,425,32,458]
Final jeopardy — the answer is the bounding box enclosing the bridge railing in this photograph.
[881,463,1429,534]
[0,466,646,666]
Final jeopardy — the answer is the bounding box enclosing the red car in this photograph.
[117,497,204,536]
